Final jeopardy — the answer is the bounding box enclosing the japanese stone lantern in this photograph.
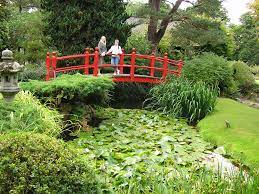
[0,49,24,102]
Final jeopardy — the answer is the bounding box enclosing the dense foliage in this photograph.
[183,53,237,95]
[20,74,114,106]
[130,0,230,52]
[74,108,259,193]
[232,13,259,65]
[146,78,218,123]
[74,108,214,189]
[7,11,48,64]
[125,33,152,54]
[0,0,9,51]
[171,0,233,58]
[0,91,62,137]
[19,63,46,81]
[0,132,101,193]
[232,61,255,94]
[21,74,115,132]
[41,0,132,55]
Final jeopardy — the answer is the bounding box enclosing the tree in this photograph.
[41,0,133,55]
[170,1,233,58]
[250,0,259,20]
[146,0,228,51]
[147,0,182,51]
[7,10,48,64]
[232,12,259,65]
[0,0,9,51]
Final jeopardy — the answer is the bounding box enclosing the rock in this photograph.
[84,148,90,153]
[214,146,226,155]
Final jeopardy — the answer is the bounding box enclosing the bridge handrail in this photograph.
[45,47,183,82]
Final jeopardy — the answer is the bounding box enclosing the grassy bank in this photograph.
[198,98,259,169]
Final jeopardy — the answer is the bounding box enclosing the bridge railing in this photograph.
[45,47,183,82]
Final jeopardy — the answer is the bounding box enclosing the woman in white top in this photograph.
[107,39,122,75]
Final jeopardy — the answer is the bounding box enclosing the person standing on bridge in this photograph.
[98,36,107,75]
[107,39,122,75]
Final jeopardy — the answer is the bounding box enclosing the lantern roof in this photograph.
[1,49,14,60]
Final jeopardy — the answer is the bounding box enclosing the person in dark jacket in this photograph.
[97,36,107,75]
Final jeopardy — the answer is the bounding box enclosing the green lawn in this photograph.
[198,98,259,169]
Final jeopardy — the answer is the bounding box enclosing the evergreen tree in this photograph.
[232,13,259,65]
[0,0,9,51]
[41,0,132,55]
[170,0,233,58]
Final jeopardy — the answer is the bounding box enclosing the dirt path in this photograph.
[237,97,259,109]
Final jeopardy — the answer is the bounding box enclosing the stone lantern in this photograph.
[0,49,24,102]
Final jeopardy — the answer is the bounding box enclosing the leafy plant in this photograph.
[125,33,152,54]
[20,74,114,132]
[115,168,259,194]
[73,108,213,190]
[41,0,132,55]
[250,65,259,75]
[0,91,62,137]
[20,74,114,106]
[7,11,48,64]
[73,108,259,193]
[232,61,255,94]
[19,63,46,82]
[0,132,101,193]
[145,77,218,123]
[183,52,237,96]
[232,12,259,65]
[0,0,9,51]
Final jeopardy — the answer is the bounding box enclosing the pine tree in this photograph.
[41,0,132,55]
[0,0,9,51]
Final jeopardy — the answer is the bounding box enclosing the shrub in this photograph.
[250,65,259,75]
[145,78,218,123]
[158,32,172,55]
[183,52,237,96]
[19,64,46,82]
[0,91,62,137]
[0,132,101,193]
[125,33,152,54]
[20,74,115,106]
[20,74,115,132]
[231,61,255,94]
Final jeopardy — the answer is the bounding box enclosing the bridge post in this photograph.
[45,52,51,81]
[119,48,125,74]
[150,52,155,77]
[84,48,90,75]
[177,60,183,77]
[130,48,136,81]
[162,53,168,79]
[93,47,99,76]
[52,52,57,78]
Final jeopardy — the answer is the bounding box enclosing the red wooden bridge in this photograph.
[45,48,183,84]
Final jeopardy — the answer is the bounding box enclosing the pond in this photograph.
[72,109,217,188]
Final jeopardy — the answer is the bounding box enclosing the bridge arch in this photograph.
[45,48,183,84]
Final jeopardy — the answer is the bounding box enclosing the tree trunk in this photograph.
[147,0,184,53]
[19,0,22,13]
[147,0,161,53]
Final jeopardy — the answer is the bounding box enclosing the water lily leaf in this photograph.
[72,108,215,188]
[123,156,142,166]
